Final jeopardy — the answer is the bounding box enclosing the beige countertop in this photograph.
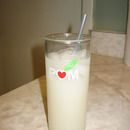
[0,55,130,130]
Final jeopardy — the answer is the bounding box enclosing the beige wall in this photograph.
[1,0,81,92]
[0,39,5,95]
[0,2,5,95]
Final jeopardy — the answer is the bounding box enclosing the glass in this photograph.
[44,33,91,130]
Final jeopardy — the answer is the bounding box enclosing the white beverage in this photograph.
[45,48,90,130]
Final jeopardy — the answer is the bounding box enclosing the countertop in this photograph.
[0,55,130,130]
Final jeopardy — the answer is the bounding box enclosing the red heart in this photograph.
[57,71,66,79]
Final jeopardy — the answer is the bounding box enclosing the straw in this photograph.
[73,14,87,54]
[77,14,87,40]
[64,14,87,68]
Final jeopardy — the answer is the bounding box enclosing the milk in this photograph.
[45,48,90,130]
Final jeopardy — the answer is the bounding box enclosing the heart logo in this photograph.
[57,71,66,79]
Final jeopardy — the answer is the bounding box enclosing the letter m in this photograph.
[67,70,79,80]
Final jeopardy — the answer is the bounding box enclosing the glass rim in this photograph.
[44,33,90,44]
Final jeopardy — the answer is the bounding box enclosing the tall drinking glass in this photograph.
[44,33,90,130]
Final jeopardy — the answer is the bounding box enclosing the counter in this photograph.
[0,55,130,130]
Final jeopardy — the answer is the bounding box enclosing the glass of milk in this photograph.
[44,33,90,130]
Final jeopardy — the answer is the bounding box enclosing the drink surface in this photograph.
[45,48,90,130]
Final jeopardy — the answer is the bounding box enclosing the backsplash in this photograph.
[91,31,126,58]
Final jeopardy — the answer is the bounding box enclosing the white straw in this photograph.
[77,14,87,40]
[72,14,87,54]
